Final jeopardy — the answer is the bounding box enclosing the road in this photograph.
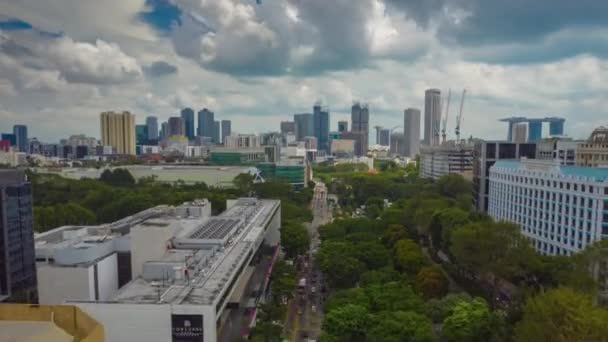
[285,182,331,341]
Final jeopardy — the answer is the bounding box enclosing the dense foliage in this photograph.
[315,163,608,342]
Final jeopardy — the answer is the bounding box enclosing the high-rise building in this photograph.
[338,121,348,133]
[13,125,28,154]
[488,159,608,256]
[294,113,314,141]
[0,170,37,302]
[280,121,296,135]
[378,129,390,146]
[135,125,148,146]
[100,111,136,155]
[404,108,421,157]
[213,121,220,144]
[423,89,441,146]
[197,108,215,139]
[145,116,159,141]
[473,140,537,212]
[536,138,577,165]
[221,120,232,143]
[351,102,370,156]
[160,122,169,141]
[181,108,195,140]
[313,104,330,152]
[513,123,528,143]
[420,143,474,180]
[167,117,185,137]
[389,133,406,155]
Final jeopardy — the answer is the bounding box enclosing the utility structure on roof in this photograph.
[455,89,466,143]
[500,116,565,142]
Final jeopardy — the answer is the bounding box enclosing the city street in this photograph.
[285,182,331,341]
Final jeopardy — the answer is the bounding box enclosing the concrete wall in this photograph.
[97,253,119,301]
[38,253,119,305]
[38,263,92,305]
[131,226,176,279]
[76,303,217,342]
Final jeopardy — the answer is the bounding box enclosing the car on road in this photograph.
[311,286,316,294]
[311,305,317,313]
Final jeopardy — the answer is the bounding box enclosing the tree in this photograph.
[365,282,425,313]
[436,174,471,199]
[367,311,435,342]
[450,221,537,283]
[442,297,505,342]
[416,265,449,299]
[269,260,296,303]
[232,173,255,195]
[324,288,370,313]
[428,208,470,251]
[323,304,370,342]
[394,239,426,275]
[100,168,135,187]
[354,241,390,270]
[382,224,415,248]
[514,288,608,342]
[280,222,310,259]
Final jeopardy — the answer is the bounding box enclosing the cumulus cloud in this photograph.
[0,30,142,85]
[143,60,178,77]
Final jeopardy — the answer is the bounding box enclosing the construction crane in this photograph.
[455,89,467,143]
[441,89,451,144]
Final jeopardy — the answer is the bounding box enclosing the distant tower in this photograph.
[338,121,348,133]
[167,116,185,137]
[424,89,441,146]
[404,108,421,157]
[145,116,159,141]
[180,108,195,140]
[100,111,136,155]
[351,102,369,156]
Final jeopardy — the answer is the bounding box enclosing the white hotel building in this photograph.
[488,159,608,256]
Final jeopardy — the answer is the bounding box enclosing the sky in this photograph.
[0,0,607,142]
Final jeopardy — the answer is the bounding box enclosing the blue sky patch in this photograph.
[0,18,33,30]
[139,0,182,32]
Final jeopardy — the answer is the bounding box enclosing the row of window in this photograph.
[492,170,607,194]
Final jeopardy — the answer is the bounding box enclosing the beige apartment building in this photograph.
[576,126,608,167]
[100,111,136,155]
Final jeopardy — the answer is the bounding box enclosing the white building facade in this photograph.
[488,159,608,256]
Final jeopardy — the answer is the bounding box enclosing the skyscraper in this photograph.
[351,102,369,156]
[181,108,195,140]
[404,108,421,157]
[423,89,441,146]
[145,116,159,141]
[197,108,215,138]
[135,125,148,145]
[100,111,136,155]
[160,122,169,141]
[221,120,231,143]
[379,129,390,146]
[280,121,296,135]
[338,121,348,133]
[167,117,185,137]
[13,125,27,153]
[313,103,330,152]
[294,113,314,141]
[213,121,220,144]
[0,170,37,302]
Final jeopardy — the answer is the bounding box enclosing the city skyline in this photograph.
[1,1,607,142]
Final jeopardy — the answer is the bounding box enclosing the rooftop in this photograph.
[36,200,210,266]
[493,159,608,182]
[109,198,280,306]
